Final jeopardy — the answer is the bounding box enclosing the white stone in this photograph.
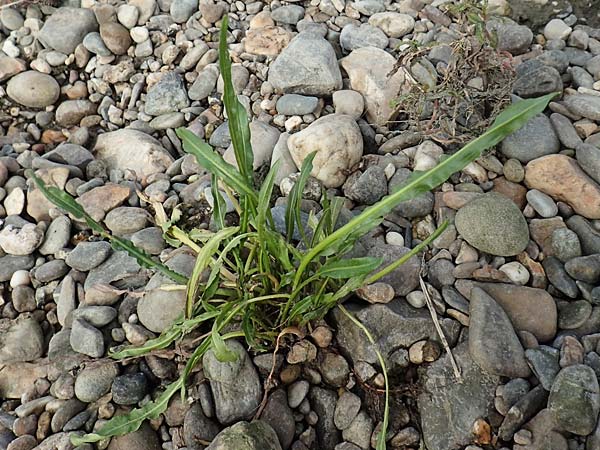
[284,115,303,132]
[499,261,530,285]
[340,47,405,126]
[94,129,174,177]
[456,241,478,264]
[287,114,363,188]
[271,133,298,186]
[544,19,572,41]
[0,224,44,256]
[10,270,30,288]
[386,231,405,247]
[4,187,25,216]
[223,120,280,170]
[462,162,488,183]
[406,290,426,308]
[414,141,444,171]
[117,4,140,29]
[130,26,149,43]
[368,12,415,38]
[332,90,364,120]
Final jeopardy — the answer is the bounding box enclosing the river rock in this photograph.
[565,93,600,120]
[202,340,262,425]
[39,7,98,54]
[6,71,60,108]
[144,72,190,115]
[0,317,44,363]
[525,154,600,219]
[455,193,529,256]
[331,300,459,366]
[500,114,559,163]
[418,343,500,450]
[368,12,414,37]
[469,287,531,377]
[287,114,362,188]
[94,129,174,177]
[268,31,342,95]
[456,281,557,341]
[340,47,404,126]
[548,365,600,435]
[206,421,282,450]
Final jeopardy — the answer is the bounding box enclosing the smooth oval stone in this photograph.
[7,71,60,108]
[455,193,529,256]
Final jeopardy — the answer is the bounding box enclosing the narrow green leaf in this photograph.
[176,128,257,202]
[211,174,226,230]
[285,152,316,242]
[71,378,183,446]
[211,328,238,362]
[316,257,383,279]
[186,226,239,318]
[294,92,558,288]
[28,170,188,285]
[219,15,254,185]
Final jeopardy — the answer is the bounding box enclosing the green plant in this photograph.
[30,16,555,449]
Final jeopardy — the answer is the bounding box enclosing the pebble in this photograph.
[0,224,44,256]
[526,189,558,217]
[548,365,600,435]
[276,94,318,116]
[202,340,262,425]
[74,363,119,402]
[544,19,572,41]
[7,71,60,108]
[499,261,530,285]
[525,154,600,220]
[455,193,529,256]
[500,114,559,163]
[551,227,582,262]
[469,287,530,377]
[70,319,104,358]
[112,373,147,405]
[268,31,342,96]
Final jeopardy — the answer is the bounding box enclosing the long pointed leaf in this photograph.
[219,15,254,185]
[71,378,184,446]
[27,170,188,285]
[176,128,257,202]
[293,92,558,288]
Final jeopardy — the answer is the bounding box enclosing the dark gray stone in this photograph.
[39,7,98,54]
[112,373,147,405]
[548,365,600,435]
[500,114,559,163]
[498,385,549,441]
[418,343,500,450]
[388,168,434,218]
[513,64,563,98]
[309,387,340,450]
[567,215,600,255]
[365,241,420,296]
[525,346,560,390]
[550,113,583,149]
[184,403,220,450]
[558,300,593,329]
[202,340,262,425]
[576,143,600,184]
[565,255,600,283]
[542,256,579,298]
[66,241,112,272]
[331,300,459,366]
[260,389,295,450]
[343,166,388,205]
[0,255,34,282]
[468,287,530,377]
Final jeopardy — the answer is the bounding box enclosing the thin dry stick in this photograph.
[419,255,461,380]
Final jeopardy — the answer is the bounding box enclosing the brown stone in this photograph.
[356,282,395,304]
[492,177,527,209]
[41,129,67,145]
[0,56,26,82]
[27,167,70,222]
[529,217,566,256]
[456,280,557,342]
[525,154,600,219]
[244,26,292,56]
[440,191,482,210]
[100,21,132,55]
[518,252,547,289]
[76,183,131,221]
[0,362,48,399]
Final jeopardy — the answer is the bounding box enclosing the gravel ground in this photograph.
[2,0,600,449]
